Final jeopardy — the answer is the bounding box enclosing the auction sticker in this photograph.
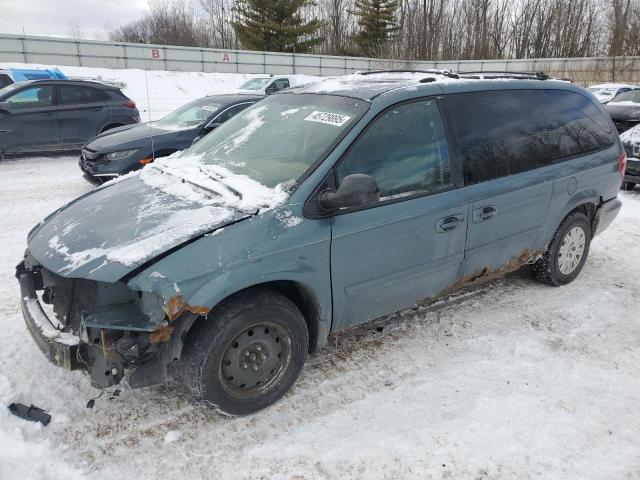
[304,111,351,126]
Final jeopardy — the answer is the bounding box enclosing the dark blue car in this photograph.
[79,94,263,184]
[0,79,139,157]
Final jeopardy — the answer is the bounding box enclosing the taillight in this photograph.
[618,151,627,179]
[124,101,136,109]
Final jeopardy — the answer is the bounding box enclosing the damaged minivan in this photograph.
[17,72,624,415]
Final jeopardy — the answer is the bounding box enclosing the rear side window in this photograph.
[6,86,54,109]
[0,74,12,89]
[58,85,104,105]
[443,89,614,185]
[337,99,452,200]
[214,102,254,124]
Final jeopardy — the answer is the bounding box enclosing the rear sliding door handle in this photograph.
[473,205,497,223]
[436,214,464,233]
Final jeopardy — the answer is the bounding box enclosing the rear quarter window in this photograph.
[442,89,614,185]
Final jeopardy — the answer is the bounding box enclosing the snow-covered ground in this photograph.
[1,155,639,479]
[0,63,320,120]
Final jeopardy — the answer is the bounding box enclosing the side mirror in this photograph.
[319,174,380,210]
[0,101,10,114]
[265,86,276,95]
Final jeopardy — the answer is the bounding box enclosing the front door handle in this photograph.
[436,214,464,233]
[473,205,497,223]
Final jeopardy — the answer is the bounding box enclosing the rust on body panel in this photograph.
[148,295,211,344]
[440,249,545,297]
[165,295,211,322]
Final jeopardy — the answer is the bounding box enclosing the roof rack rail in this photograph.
[459,71,550,80]
[359,69,460,79]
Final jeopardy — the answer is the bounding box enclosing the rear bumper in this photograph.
[18,269,84,370]
[595,196,622,236]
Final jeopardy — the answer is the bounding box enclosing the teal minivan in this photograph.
[17,71,624,415]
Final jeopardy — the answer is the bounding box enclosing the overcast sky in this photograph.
[0,0,150,38]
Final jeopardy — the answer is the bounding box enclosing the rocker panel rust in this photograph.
[440,249,545,297]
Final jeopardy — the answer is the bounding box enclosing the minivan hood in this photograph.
[28,155,288,282]
[605,103,640,118]
[87,124,193,152]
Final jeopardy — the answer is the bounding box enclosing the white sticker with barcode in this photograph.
[304,111,351,126]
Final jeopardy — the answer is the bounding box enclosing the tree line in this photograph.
[108,0,640,60]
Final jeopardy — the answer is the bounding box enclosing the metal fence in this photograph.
[1,33,639,84]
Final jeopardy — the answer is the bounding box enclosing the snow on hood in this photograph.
[28,154,288,281]
[620,124,640,144]
[607,100,640,107]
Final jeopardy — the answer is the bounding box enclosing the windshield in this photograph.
[151,97,224,130]
[609,90,640,104]
[239,78,271,91]
[186,93,369,187]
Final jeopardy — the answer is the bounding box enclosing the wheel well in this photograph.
[259,281,322,354]
[570,200,599,233]
[100,123,125,133]
[185,281,323,355]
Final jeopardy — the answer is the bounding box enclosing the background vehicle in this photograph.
[619,124,640,190]
[588,83,638,104]
[605,89,640,132]
[17,72,623,416]
[236,75,300,95]
[0,79,139,156]
[79,93,261,184]
[0,67,66,89]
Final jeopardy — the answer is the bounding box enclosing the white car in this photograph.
[588,83,639,104]
[236,75,311,95]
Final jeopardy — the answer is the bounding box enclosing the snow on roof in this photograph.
[289,71,568,100]
[589,83,638,89]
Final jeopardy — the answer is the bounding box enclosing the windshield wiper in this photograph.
[198,166,243,200]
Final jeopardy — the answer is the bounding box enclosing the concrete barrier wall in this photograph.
[1,33,639,85]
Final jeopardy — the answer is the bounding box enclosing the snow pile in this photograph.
[0,62,321,120]
[163,430,183,443]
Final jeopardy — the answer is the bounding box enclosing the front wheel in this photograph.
[180,288,308,416]
[531,211,592,286]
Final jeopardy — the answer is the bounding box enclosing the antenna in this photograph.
[144,70,156,160]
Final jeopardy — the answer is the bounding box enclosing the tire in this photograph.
[531,211,592,286]
[180,288,308,416]
[623,182,636,191]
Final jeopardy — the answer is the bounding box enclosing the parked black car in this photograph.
[619,125,640,190]
[79,94,262,184]
[605,90,640,132]
[0,79,139,157]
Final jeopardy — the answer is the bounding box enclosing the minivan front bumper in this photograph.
[18,269,84,371]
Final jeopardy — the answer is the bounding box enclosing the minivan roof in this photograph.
[286,70,571,101]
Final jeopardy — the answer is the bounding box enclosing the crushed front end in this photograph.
[16,253,175,389]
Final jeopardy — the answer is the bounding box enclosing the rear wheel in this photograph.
[180,288,308,416]
[623,182,636,191]
[531,211,591,286]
